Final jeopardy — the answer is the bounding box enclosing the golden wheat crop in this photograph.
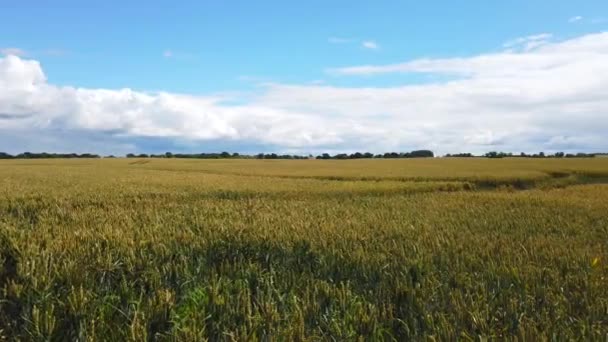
[0,158,607,340]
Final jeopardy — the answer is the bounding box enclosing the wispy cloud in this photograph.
[569,16,583,23]
[329,37,380,50]
[502,33,552,51]
[162,49,196,60]
[327,32,578,77]
[361,41,379,50]
[0,47,27,57]
[328,37,354,44]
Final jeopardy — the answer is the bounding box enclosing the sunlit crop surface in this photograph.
[1,158,607,340]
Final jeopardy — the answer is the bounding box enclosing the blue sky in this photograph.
[1,1,608,155]
[3,0,606,92]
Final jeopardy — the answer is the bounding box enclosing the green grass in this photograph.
[1,158,607,340]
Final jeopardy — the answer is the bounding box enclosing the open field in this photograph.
[1,158,607,340]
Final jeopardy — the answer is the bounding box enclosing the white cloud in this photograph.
[328,32,608,77]
[0,55,342,151]
[162,50,173,58]
[569,16,583,23]
[2,32,608,154]
[329,37,379,50]
[0,47,27,57]
[361,41,379,50]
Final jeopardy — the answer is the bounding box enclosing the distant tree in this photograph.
[335,153,349,159]
[445,153,474,158]
[126,153,136,158]
[409,150,434,158]
[165,152,173,158]
[485,151,505,158]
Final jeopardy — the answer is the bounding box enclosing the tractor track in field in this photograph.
[134,165,608,192]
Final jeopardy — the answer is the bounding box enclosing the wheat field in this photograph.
[1,158,607,340]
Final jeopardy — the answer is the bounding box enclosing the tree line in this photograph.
[128,150,435,159]
[124,152,311,159]
[0,152,101,159]
[0,150,434,160]
[0,150,602,160]
[445,151,597,158]
[315,150,435,159]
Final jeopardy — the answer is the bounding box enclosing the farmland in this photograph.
[0,158,607,340]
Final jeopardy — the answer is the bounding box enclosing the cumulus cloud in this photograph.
[2,32,608,154]
[0,55,344,152]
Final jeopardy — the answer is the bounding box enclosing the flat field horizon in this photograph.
[0,157,607,340]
